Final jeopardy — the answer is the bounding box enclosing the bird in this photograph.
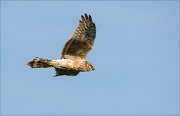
[27,13,96,76]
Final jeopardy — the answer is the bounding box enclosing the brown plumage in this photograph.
[62,14,96,59]
[27,14,96,76]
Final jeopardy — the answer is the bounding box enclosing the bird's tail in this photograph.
[27,57,53,68]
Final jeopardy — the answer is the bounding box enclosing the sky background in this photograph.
[1,1,179,115]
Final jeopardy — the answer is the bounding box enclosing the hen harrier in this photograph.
[27,14,96,76]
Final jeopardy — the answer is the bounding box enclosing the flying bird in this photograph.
[27,14,96,76]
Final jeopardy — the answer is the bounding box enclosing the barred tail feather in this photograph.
[27,57,53,68]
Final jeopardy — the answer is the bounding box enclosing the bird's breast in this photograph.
[51,59,85,70]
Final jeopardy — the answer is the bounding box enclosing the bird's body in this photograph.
[50,58,94,72]
[27,14,96,76]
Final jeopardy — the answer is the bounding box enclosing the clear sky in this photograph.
[1,1,179,115]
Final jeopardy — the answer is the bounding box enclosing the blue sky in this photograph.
[1,1,179,115]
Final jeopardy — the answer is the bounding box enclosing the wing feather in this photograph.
[61,13,96,59]
[54,68,80,76]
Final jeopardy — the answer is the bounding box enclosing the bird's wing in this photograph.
[54,68,80,76]
[61,13,96,60]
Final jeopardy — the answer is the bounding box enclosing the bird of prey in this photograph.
[27,14,96,76]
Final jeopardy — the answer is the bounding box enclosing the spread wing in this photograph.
[61,13,96,59]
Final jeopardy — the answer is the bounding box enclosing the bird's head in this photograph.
[85,61,95,71]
